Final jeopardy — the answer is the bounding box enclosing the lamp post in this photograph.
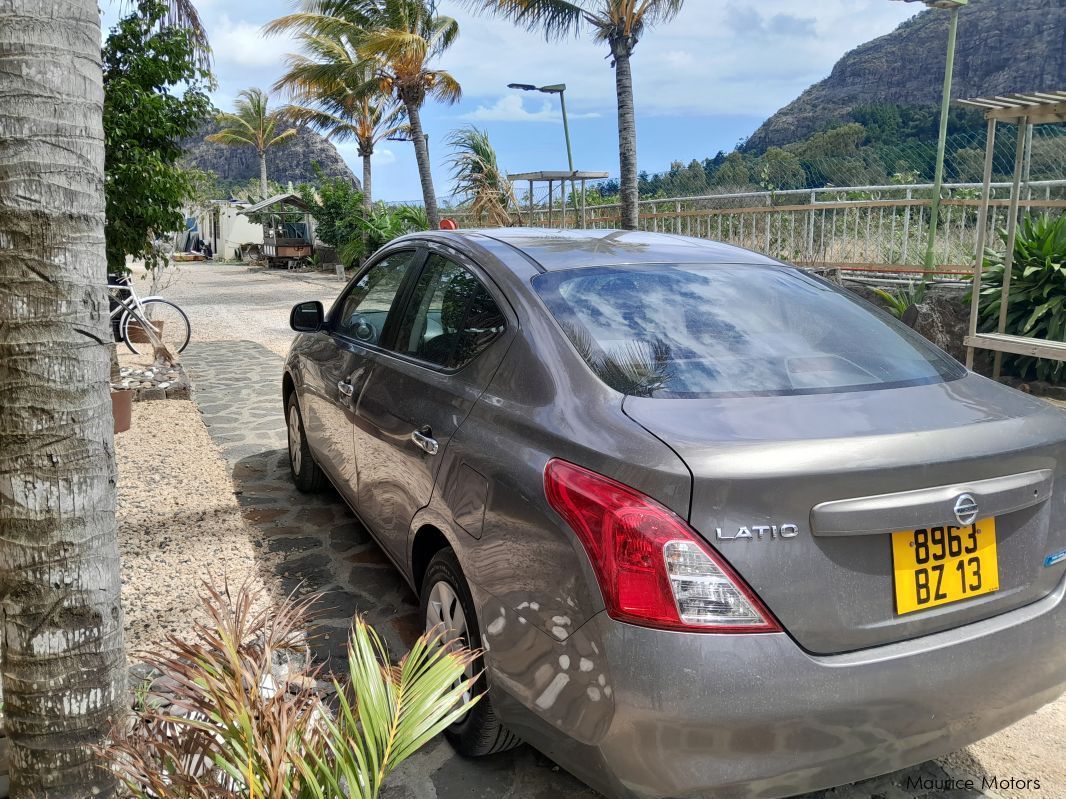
[508,82,574,173]
[895,0,968,271]
[509,82,577,224]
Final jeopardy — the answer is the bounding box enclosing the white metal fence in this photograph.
[452,179,1066,274]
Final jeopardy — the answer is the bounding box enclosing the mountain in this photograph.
[745,0,1066,153]
[182,120,359,190]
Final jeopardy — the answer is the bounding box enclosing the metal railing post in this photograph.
[966,117,997,369]
[993,117,1030,378]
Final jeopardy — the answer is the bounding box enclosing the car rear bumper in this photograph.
[488,572,1066,799]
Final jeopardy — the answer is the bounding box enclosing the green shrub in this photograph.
[974,214,1066,382]
[107,584,477,799]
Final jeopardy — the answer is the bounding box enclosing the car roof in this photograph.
[416,228,784,272]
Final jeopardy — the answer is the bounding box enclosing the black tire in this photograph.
[286,392,326,493]
[420,548,522,757]
[121,298,192,355]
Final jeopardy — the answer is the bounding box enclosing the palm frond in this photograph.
[457,0,589,41]
[447,126,516,226]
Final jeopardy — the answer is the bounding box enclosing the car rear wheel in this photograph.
[421,548,521,756]
[286,392,326,493]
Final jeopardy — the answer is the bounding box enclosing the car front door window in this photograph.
[333,252,416,345]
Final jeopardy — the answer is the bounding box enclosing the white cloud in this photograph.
[373,148,397,166]
[463,95,601,123]
[212,14,294,69]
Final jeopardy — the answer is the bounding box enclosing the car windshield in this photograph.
[534,264,965,398]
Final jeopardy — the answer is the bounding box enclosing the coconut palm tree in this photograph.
[276,37,406,208]
[207,88,299,198]
[0,0,128,795]
[447,126,517,227]
[267,0,461,229]
[461,0,685,230]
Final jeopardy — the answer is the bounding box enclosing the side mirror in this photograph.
[290,301,324,332]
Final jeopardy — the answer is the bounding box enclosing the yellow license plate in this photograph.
[891,518,1000,615]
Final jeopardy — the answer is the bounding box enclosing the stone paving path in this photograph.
[181,338,997,799]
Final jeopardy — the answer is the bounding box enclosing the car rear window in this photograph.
[533,264,965,398]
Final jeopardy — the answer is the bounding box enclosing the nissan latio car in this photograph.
[282,228,1066,799]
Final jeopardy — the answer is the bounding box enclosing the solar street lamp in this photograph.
[507,82,575,175]
[893,0,968,270]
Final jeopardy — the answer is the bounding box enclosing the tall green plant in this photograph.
[460,0,686,230]
[266,0,461,229]
[103,0,212,274]
[207,88,298,197]
[974,214,1066,382]
[277,40,406,208]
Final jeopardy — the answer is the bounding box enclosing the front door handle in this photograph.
[337,380,354,398]
[411,427,439,456]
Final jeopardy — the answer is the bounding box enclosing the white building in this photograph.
[182,200,263,260]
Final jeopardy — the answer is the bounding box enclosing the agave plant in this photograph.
[871,280,928,320]
[107,583,479,799]
[974,213,1066,382]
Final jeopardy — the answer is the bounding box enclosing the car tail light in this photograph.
[544,459,780,633]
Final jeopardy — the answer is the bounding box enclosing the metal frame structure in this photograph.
[507,171,609,229]
[960,91,1066,375]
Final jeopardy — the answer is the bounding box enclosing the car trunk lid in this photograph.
[624,375,1066,654]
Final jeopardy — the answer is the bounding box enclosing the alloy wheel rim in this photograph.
[288,405,302,475]
[426,579,475,714]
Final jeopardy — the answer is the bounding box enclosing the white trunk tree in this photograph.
[0,0,127,796]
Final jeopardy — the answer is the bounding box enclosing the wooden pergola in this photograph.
[961,91,1066,375]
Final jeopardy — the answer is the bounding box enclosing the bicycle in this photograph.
[108,280,191,356]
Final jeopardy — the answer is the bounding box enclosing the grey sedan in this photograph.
[283,228,1066,799]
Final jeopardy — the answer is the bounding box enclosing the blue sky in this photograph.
[102,1,922,202]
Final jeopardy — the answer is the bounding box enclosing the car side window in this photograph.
[394,253,505,370]
[332,251,416,344]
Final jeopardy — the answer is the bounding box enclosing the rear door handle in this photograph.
[411,427,439,456]
[337,380,354,398]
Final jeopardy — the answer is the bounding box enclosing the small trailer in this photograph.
[239,193,316,268]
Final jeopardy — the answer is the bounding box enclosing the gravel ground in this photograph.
[115,398,285,652]
[158,262,343,358]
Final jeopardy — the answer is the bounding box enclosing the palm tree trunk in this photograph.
[402,100,439,229]
[259,149,269,198]
[612,39,639,231]
[0,0,127,796]
[362,152,373,209]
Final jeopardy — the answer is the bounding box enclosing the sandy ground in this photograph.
[114,399,284,653]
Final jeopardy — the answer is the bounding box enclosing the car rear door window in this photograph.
[534,263,965,398]
[394,253,505,370]
[332,251,417,345]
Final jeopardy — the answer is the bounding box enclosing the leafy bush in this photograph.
[298,171,366,250]
[107,584,478,799]
[974,214,1066,382]
[339,204,429,265]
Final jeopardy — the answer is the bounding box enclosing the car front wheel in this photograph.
[420,548,521,756]
[286,392,325,493]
